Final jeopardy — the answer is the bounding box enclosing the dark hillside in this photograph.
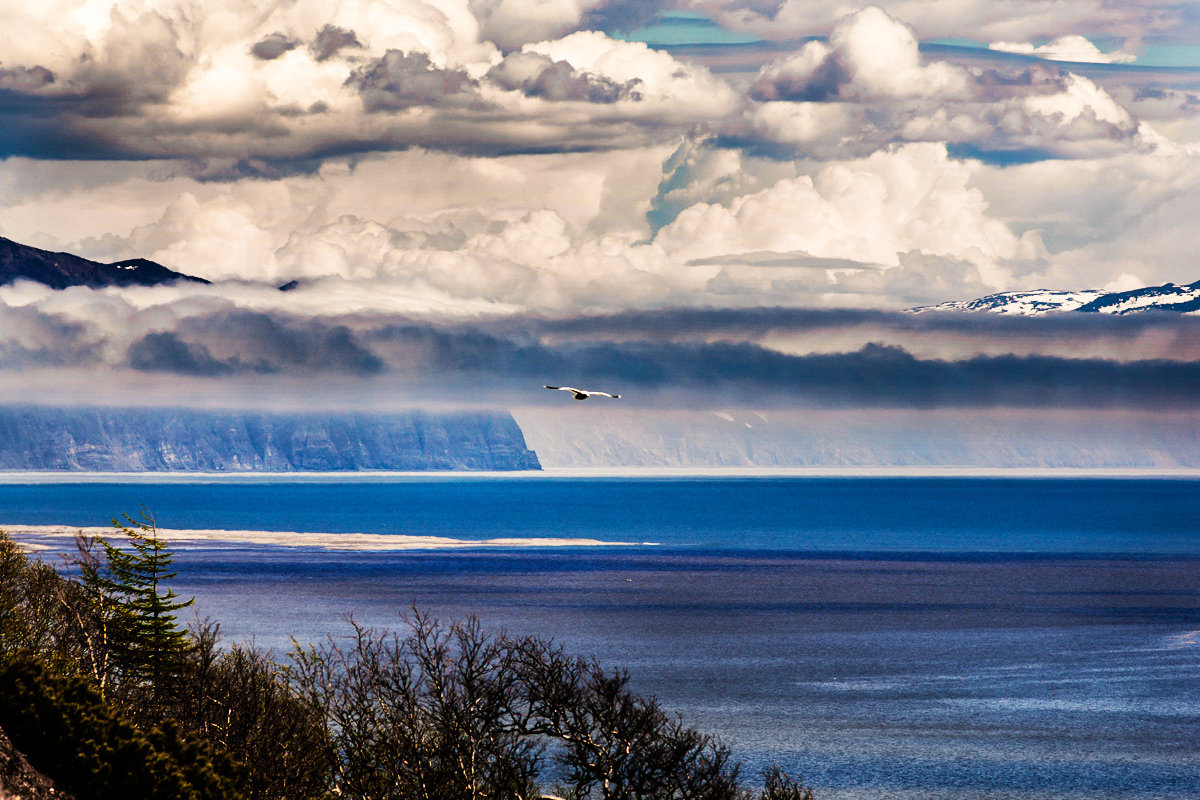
[0,237,208,289]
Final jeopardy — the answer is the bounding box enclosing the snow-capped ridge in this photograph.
[912,279,1200,315]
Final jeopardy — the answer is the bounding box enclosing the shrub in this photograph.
[0,654,244,800]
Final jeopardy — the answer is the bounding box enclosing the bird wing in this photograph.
[587,391,620,399]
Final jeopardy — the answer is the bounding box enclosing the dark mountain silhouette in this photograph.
[0,236,208,289]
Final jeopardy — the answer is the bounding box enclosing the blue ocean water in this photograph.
[4,476,1199,799]
[2,476,1200,552]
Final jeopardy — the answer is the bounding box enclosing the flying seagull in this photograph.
[544,385,621,400]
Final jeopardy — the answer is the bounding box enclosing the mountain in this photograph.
[0,407,540,471]
[0,237,208,289]
[912,279,1200,315]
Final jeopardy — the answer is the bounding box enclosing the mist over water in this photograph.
[5,476,1199,799]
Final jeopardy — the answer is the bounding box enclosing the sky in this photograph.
[1,0,1200,463]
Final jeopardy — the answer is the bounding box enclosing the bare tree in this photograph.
[512,637,745,800]
[174,619,332,800]
[288,611,539,800]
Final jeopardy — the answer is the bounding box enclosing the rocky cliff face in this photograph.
[0,725,72,800]
[0,407,540,471]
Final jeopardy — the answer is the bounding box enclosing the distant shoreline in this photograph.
[0,466,1199,483]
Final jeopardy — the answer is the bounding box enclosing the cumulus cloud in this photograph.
[520,31,739,116]
[989,35,1137,64]
[2,2,1199,331]
[708,0,1194,46]
[735,8,1161,163]
[349,50,476,110]
[486,51,636,102]
[654,142,1044,290]
[0,1,737,160]
[470,0,606,51]
[750,7,971,102]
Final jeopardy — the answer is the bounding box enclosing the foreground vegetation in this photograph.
[0,512,815,800]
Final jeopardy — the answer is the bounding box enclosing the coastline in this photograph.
[0,465,1199,483]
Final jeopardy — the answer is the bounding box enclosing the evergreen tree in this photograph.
[96,509,195,698]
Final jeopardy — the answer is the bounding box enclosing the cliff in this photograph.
[0,407,540,471]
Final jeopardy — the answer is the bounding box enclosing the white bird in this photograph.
[544,385,621,400]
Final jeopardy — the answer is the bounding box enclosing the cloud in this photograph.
[6,122,1200,316]
[126,331,234,376]
[0,65,55,92]
[0,2,736,161]
[520,31,739,116]
[349,50,476,111]
[750,7,971,102]
[653,142,1044,291]
[470,0,606,51]
[709,0,1195,46]
[250,32,301,61]
[728,9,1160,165]
[5,284,1200,411]
[989,35,1137,64]
[486,52,637,102]
[310,24,364,62]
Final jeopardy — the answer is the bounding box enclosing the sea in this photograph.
[3,474,1199,800]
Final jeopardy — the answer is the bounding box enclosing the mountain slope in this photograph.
[0,237,208,289]
[913,279,1200,315]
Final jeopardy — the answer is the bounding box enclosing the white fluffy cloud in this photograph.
[751,7,971,102]
[989,35,1136,64]
[971,147,1200,290]
[469,0,605,50]
[654,143,1042,289]
[0,1,736,159]
[521,31,739,116]
[739,8,1162,162]
[1,1,1199,320]
[707,0,1181,47]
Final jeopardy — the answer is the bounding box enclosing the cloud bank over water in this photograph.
[3,294,1200,412]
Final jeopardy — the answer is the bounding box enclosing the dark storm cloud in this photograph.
[357,315,1200,409]
[122,312,385,377]
[127,331,235,376]
[310,25,364,62]
[348,50,477,111]
[0,71,165,159]
[0,306,99,368]
[251,32,300,61]
[516,305,1200,343]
